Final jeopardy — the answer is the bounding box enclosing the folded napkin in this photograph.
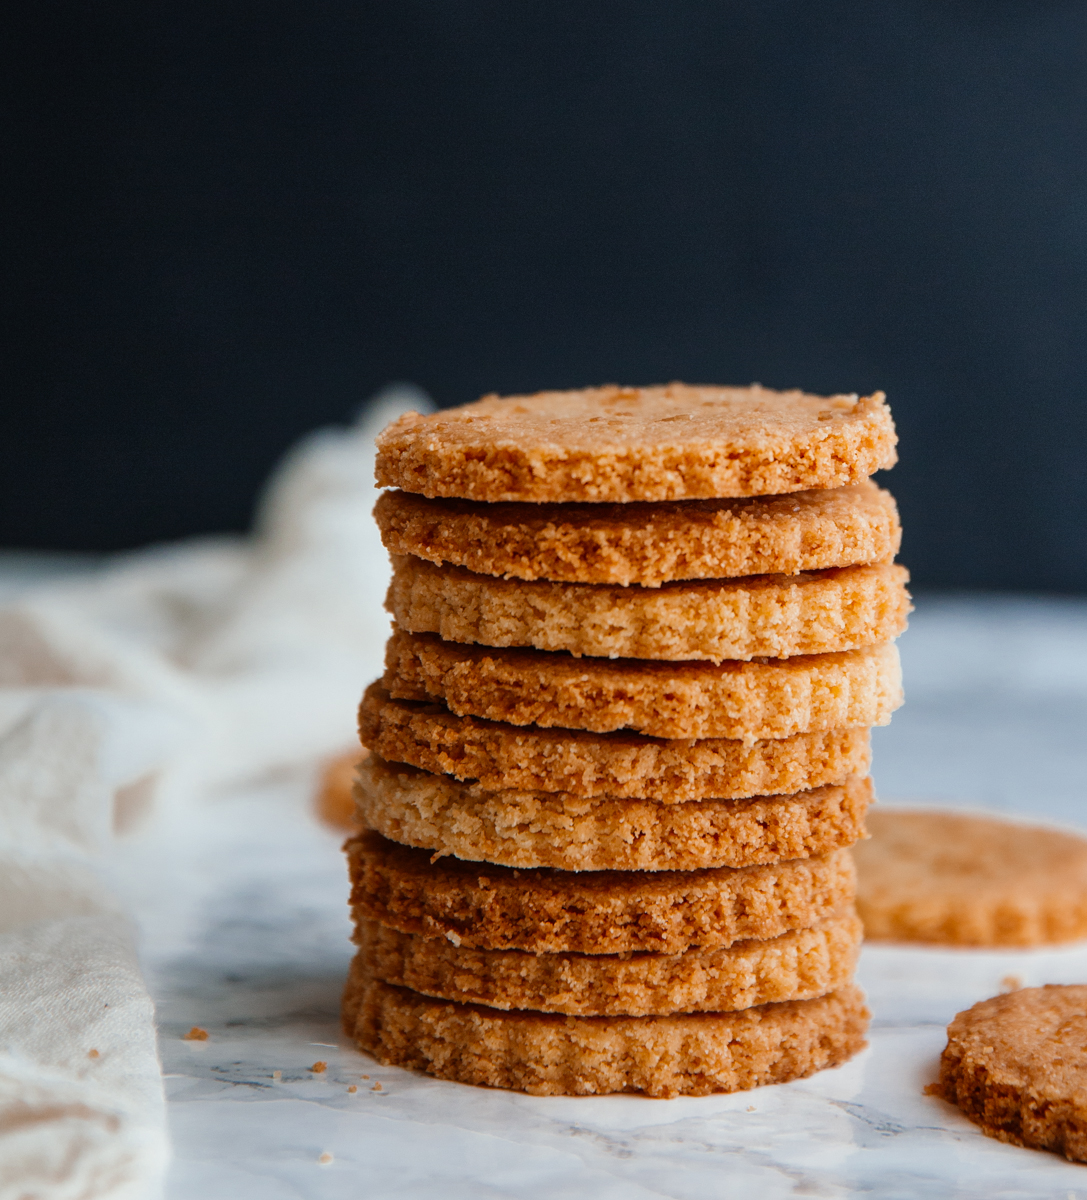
[0,387,429,1198]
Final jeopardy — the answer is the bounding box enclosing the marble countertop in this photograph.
[121,591,1087,1198]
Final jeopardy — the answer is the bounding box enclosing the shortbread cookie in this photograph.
[343,971,870,1096]
[387,557,910,663]
[374,481,901,586]
[355,756,871,871]
[315,750,366,830]
[931,985,1087,1162]
[384,629,903,741]
[855,809,1087,946]
[374,383,896,503]
[346,831,857,954]
[360,683,870,800]
[354,910,861,1016]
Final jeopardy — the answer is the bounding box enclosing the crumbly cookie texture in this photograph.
[343,971,869,1096]
[932,986,1087,1162]
[384,629,903,742]
[387,557,910,663]
[374,482,901,586]
[374,384,897,504]
[360,682,870,801]
[353,911,861,1017]
[354,756,871,872]
[346,831,857,955]
[855,810,1087,946]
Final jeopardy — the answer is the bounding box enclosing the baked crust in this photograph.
[353,910,861,1016]
[387,556,910,663]
[855,810,1087,946]
[933,985,1087,1162]
[359,682,870,800]
[346,831,857,955]
[374,384,896,503]
[384,629,903,741]
[374,481,901,586]
[354,755,872,872]
[343,971,870,1096]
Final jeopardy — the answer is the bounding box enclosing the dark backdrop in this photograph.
[5,1,1087,589]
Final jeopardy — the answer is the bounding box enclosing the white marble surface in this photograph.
[111,592,1087,1197]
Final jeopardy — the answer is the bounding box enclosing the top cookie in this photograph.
[375,384,897,503]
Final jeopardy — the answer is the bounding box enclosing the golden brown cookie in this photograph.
[855,809,1087,946]
[387,556,910,663]
[353,910,861,1017]
[384,629,903,741]
[346,831,857,954]
[315,749,367,830]
[360,683,870,801]
[374,482,901,586]
[343,969,869,1096]
[931,985,1087,1162]
[374,384,896,504]
[355,756,872,872]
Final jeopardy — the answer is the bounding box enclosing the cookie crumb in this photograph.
[318,1152,333,1165]
[272,1070,282,1082]
[311,1061,327,1073]
[746,1105,756,1112]
[1001,975,1023,993]
[361,1075,369,1080]
[372,1081,383,1091]
[88,1049,100,1059]
[347,1085,358,1093]
[183,1027,209,1041]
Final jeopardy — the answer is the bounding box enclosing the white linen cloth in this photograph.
[0,386,430,1199]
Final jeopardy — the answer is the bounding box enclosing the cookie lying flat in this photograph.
[343,970,869,1096]
[360,683,870,801]
[346,831,857,954]
[387,556,910,663]
[384,629,903,741]
[374,383,896,503]
[355,756,871,872]
[374,482,901,587]
[932,986,1087,1162]
[354,910,861,1016]
[855,809,1087,946]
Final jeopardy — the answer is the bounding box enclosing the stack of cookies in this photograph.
[342,383,908,1097]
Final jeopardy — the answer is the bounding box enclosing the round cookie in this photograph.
[855,809,1087,946]
[355,756,872,872]
[374,383,897,504]
[387,556,910,663]
[384,628,903,741]
[346,831,858,955]
[932,985,1087,1162]
[354,910,861,1017]
[360,682,871,801]
[315,749,366,830]
[374,482,901,586]
[343,970,870,1096]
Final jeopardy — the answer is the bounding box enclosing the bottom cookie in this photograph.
[342,964,869,1097]
[931,985,1087,1162]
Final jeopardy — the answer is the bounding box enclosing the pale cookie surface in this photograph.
[855,809,1087,946]
[388,556,910,663]
[354,911,861,1016]
[374,481,901,586]
[355,756,872,872]
[360,683,870,800]
[346,831,857,954]
[933,985,1087,1162]
[374,384,896,503]
[385,628,903,741]
[344,971,870,1096]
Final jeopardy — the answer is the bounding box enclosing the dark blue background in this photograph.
[5,2,1087,588]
